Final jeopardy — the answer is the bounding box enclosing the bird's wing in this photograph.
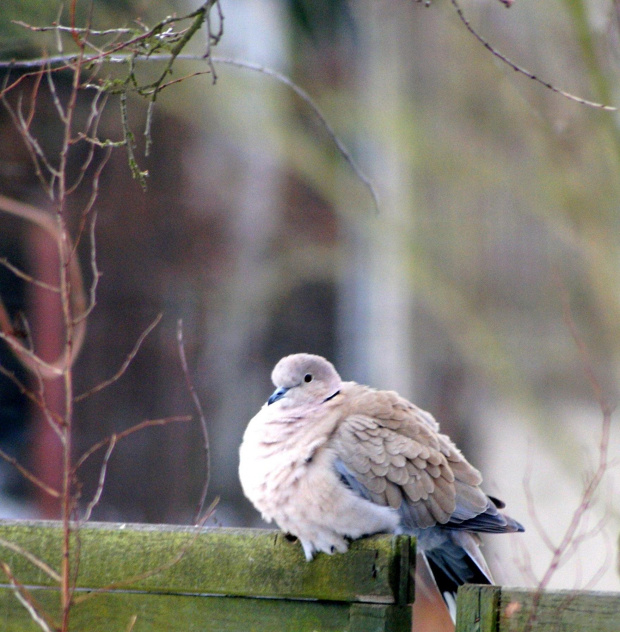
[331,385,495,530]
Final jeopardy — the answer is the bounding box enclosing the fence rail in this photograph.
[456,584,620,632]
[0,520,415,632]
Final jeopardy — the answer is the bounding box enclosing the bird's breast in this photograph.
[239,420,315,521]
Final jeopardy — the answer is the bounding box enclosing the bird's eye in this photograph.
[304,373,313,383]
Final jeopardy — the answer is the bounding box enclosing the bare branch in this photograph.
[449,0,616,112]
[0,331,64,376]
[560,521,608,568]
[75,313,163,401]
[65,89,108,197]
[177,319,210,523]
[2,89,58,194]
[535,408,611,589]
[82,434,117,522]
[23,62,44,130]
[12,21,134,36]
[0,537,61,582]
[204,0,224,81]
[125,615,138,632]
[523,448,556,553]
[3,51,378,210]
[0,563,54,632]
[212,56,380,212]
[0,364,64,427]
[582,529,614,590]
[53,4,64,54]
[73,416,193,472]
[0,194,88,378]
[152,69,212,93]
[0,447,61,498]
[73,209,103,325]
[45,63,68,124]
[0,257,60,292]
[521,287,616,631]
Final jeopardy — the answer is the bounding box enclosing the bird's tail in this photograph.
[422,531,492,623]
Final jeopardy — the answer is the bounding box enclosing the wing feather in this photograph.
[331,384,492,529]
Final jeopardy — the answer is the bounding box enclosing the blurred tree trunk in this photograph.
[345,4,449,630]
[341,1,417,399]
[202,1,286,516]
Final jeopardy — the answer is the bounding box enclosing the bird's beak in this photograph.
[267,386,289,405]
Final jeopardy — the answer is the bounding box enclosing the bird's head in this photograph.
[267,353,342,409]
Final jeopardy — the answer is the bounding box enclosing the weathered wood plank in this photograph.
[349,604,413,632]
[0,587,352,632]
[0,521,415,605]
[498,588,620,632]
[456,585,620,632]
[455,584,500,632]
[0,588,414,632]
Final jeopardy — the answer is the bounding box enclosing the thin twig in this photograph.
[523,448,555,553]
[125,615,138,632]
[5,90,58,194]
[177,319,210,523]
[213,56,380,212]
[0,331,64,376]
[24,62,44,130]
[65,88,107,197]
[582,528,613,589]
[82,434,117,521]
[74,313,163,401]
[204,0,224,81]
[0,257,59,292]
[450,0,616,111]
[0,193,88,378]
[0,447,61,497]
[32,368,67,444]
[522,287,615,632]
[0,538,61,582]
[1,51,380,210]
[0,562,55,632]
[0,365,64,429]
[53,5,64,54]
[73,209,103,325]
[12,22,134,36]
[156,69,212,92]
[45,62,68,125]
[513,537,539,586]
[73,416,193,472]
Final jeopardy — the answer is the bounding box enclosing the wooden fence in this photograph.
[456,584,620,632]
[0,521,619,631]
[0,520,415,632]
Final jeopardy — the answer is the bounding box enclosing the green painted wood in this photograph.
[498,588,620,632]
[349,604,412,632]
[455,584,500,632]
[0,521,416,631]
[0,589,416,632]
[390,532,415,606]
[456,585,620,632]
[0,521,415,605]
[0,587,353,632]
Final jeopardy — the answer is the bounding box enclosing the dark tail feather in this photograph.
[423,534,492,623]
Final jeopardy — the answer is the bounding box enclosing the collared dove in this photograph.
[239,353,523,618]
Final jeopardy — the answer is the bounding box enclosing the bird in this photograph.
[239,353,523,619]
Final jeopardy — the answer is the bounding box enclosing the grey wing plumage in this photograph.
[331,387,523,534]
[331,386,523,621]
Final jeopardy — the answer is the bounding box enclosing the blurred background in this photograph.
[1,0,619,613]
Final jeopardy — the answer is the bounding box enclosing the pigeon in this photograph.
[239,353,523,617]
